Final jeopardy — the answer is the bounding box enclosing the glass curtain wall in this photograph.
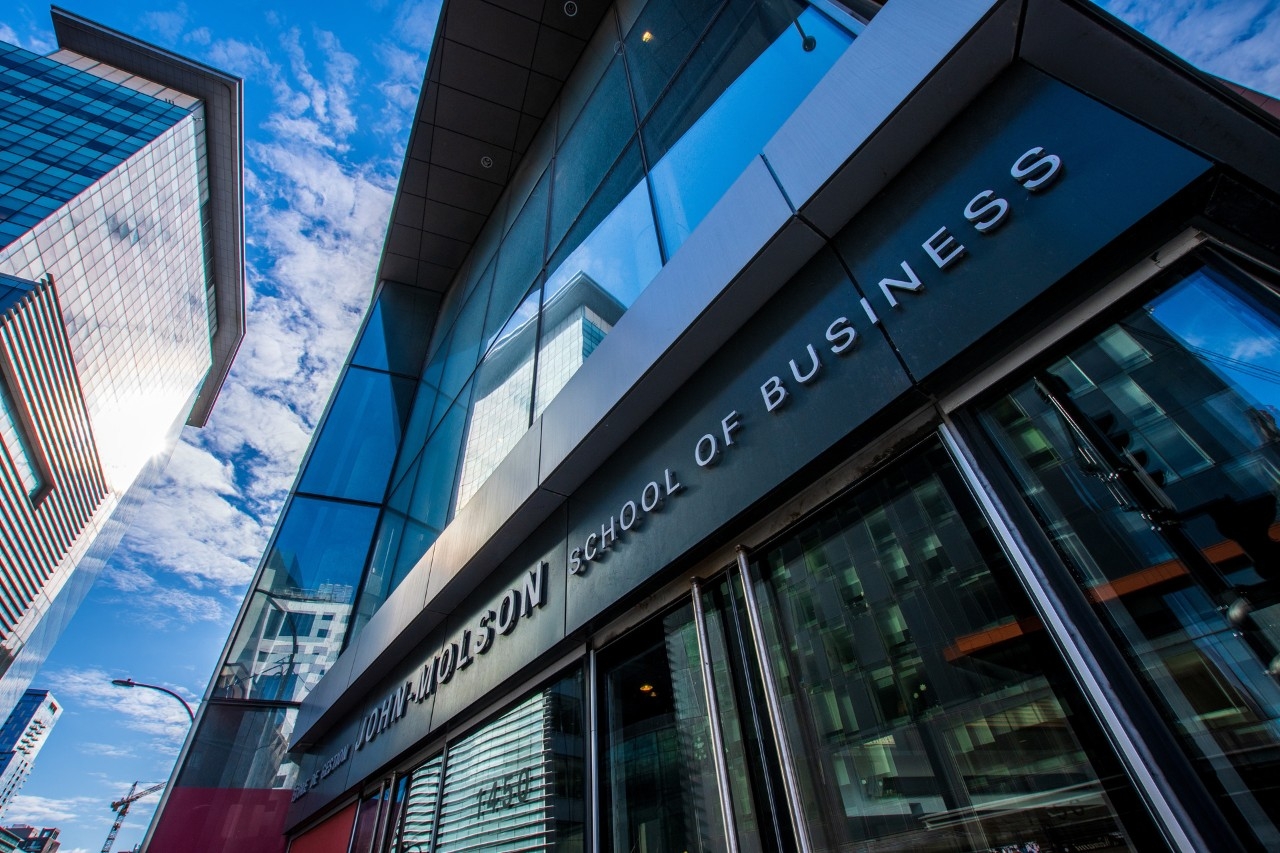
[744,439,1154,853]
[359,0,863,634]
[976,254,1280,850]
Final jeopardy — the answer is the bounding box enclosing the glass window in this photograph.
[298,367,415,504]
[550,58,637,252]
[748,439,1153,852]
[153,704,299,853]
[393,755,442,853]
[395,670,585,853]
[457,285,541,511]
[646,2,853,255]
[599,602,729,853]
[977,257,1280,850]
[173,703,299,790]
[623,0,727,120]
[215,497,378,702]
[536,178,656,418]
[351,281,438,376]
[0,370,43,500]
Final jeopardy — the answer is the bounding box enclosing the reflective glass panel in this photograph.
[215,497,377,701]
[749,439,1150,852]
[599,602,728,853]
[535,179,656,418]
[174,703,299,790]
[298,367,415,504]
[550,58,636,251]
[0,371,41,498]
[978,257,1280,850]
[351,281,437,376]
[647,3,852,255]
[457,286,540,511]
[154,704,299,853]
[623,0,727,120]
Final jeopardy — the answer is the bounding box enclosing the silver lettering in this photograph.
[789,343,821,384]
[922,226,965,270]
[496,589,520,635]
[1011,147,1062,191]
[721,411,742,447]
[641,481,662,512]
[665,468,683,495]
[695,433,719,467]
[475,611,496,654]
[761,376,788,412]
[963,190,1009,233]
[619,500,638,531]
[522,562,547,615]
[826,317,858,354]
[879,261,924,308]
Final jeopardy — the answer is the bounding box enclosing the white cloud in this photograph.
[143,5,189,44]
[78,742,135,759]
[98,15,404,619]
[51,667,197,743]
[1096,0,1280,96]
[5,794,101,825]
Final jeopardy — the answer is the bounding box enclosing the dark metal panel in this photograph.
[1021,0,1280,195]
[833,67,1210,382]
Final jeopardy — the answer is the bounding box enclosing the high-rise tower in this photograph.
[0,690,59,815]
[0,8,244,718]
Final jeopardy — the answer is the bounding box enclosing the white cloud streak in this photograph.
[102,17,418,615]
[1096,0,1280,96]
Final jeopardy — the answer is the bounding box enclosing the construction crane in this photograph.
[101,780,165,853]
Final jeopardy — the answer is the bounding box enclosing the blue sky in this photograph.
[0,1,1277,852]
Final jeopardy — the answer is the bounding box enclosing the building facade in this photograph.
[0,690,58,815]
[150,0,1280,851]
[0,9,244,717]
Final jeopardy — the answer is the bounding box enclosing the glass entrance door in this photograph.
[597,438,1158,853]
[977,254,1280,850]
[739,439,1155,852]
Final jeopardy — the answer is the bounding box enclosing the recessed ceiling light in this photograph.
[480,156,494,169]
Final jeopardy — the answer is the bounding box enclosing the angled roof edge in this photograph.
[50,5,246,427]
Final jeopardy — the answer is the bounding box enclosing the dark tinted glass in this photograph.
[536,178,655,418]
[749,439,1150,852]
[215,497,377,701]
[351,281,437,375]
[299,367,415,504]
[408,380,474,540]
[174,703,298,789]
[623,0,726,120]
[550,58,636,251]
[979,258,1280,850]
[599,602,729,853]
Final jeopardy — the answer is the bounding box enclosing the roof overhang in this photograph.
[375,0,610,296]
[50,6,246,427]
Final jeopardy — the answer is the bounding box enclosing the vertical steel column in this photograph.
[587,646,600,853]
[735,546,813,853]
[691,578,741,853]
[938,421,1204,853]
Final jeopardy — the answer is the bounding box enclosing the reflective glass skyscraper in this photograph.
[0,9,244,719]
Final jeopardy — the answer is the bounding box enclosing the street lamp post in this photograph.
[110,678,195,722]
